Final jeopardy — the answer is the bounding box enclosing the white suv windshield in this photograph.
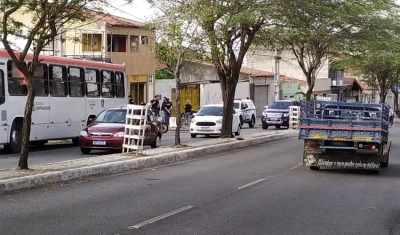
[196,106,223,116]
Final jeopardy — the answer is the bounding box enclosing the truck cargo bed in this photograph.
[299,101,389,143]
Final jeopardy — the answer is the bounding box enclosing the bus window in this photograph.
[68,67,84,97]
[50,65,67,97]
[29,63,48,97]
[7,60,27,96]
[0,69,5,105]
[101,70,114,98]
[115,72,125,98]
[85,69,100,97]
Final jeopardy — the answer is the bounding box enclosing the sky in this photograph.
[107,0,155,23]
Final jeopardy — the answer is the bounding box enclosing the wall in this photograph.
[64,20,106,57]
[155,79,176,99]
[106,26,155,76]
[181,62,249,83]
[246,48,332,93]
[281,82,306,100]
[199,82,250,107]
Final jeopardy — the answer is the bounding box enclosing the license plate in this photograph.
[201,127,210,130]
[93,140,106,145]
[270,118,278,121]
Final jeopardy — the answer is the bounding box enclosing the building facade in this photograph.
[63,11,156,103]
[246,48,332,96]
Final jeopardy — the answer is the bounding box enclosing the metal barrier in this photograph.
[122,104,148,154]
[289,106,300,129]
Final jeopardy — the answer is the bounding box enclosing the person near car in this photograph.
[151,96,160,117]
[128,95,135,104]
[161,96,167,120]
[163,98,173,125]
[184,100,192,125]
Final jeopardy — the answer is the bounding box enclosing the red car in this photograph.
[79,107,162,154]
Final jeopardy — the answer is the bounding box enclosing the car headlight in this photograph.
[283,113,289,117]
[191,119,196,123]
[114,132,124,137]
[216,119,222,124]
[262,111,268,116]
[79,130,88,136]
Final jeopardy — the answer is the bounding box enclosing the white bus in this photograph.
[0,49,128,153]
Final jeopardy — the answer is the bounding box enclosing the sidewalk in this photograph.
[0,130,297,194]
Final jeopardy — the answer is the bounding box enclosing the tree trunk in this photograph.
[18,82,35,169]
[305,75,315,101]
[220,74,237,138]
[174,76,181,146]
[305,87,313,101]
[379,91,386,104]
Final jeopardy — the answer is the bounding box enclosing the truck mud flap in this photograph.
[303,149,381,169]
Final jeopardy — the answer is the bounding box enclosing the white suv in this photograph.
[233,98,257,128]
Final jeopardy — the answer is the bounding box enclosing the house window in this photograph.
[130,36,139,52]
[107,34,127,52]
[141,36,149,44]
[82,34,102,52]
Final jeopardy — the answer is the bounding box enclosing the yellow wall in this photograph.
[171,85,200,117]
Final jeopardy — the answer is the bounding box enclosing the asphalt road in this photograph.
[0,126,271,170]
[1,125,400,235]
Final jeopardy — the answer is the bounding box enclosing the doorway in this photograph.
[130,82,147,104]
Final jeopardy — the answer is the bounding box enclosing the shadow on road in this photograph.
[0,143,77,156]
[313,164,400,177]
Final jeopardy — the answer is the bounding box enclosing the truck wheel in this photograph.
[309,166,320,170]
[262,121,268,129]
[381,153,389,168]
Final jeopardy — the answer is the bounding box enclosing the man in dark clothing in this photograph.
[163,98,173,125]
[128,95,135,104]
[151,96,160,117]
[184,100,192,125]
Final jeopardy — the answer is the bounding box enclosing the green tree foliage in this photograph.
[155,69,174,79]
[186,0,268,137]
[256,0,396,101]
[0,0,106,169]
[147,0,205,145]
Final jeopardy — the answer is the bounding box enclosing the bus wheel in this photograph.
[4,120,22,154]
[72,137,79,146]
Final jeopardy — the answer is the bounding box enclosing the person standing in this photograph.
[151,96,159,117]
[184,100,192,125]
[163,98,173,126]
[128,95,134,104]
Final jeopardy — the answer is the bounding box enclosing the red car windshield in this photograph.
[94,109,127,124]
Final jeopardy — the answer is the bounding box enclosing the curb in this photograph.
[0,131,297,194]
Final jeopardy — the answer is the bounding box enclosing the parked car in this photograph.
[261,100,301,129]
[79,106,162,154]
[190,104,241,138]
[233,98,257,128]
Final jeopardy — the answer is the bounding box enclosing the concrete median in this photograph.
[0,130,297,194]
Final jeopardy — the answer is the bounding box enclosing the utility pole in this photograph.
[274,49,281,101]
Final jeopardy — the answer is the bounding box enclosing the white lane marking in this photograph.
[238,178,267,190]
[286,163,303,171]
[129,205,193,229]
